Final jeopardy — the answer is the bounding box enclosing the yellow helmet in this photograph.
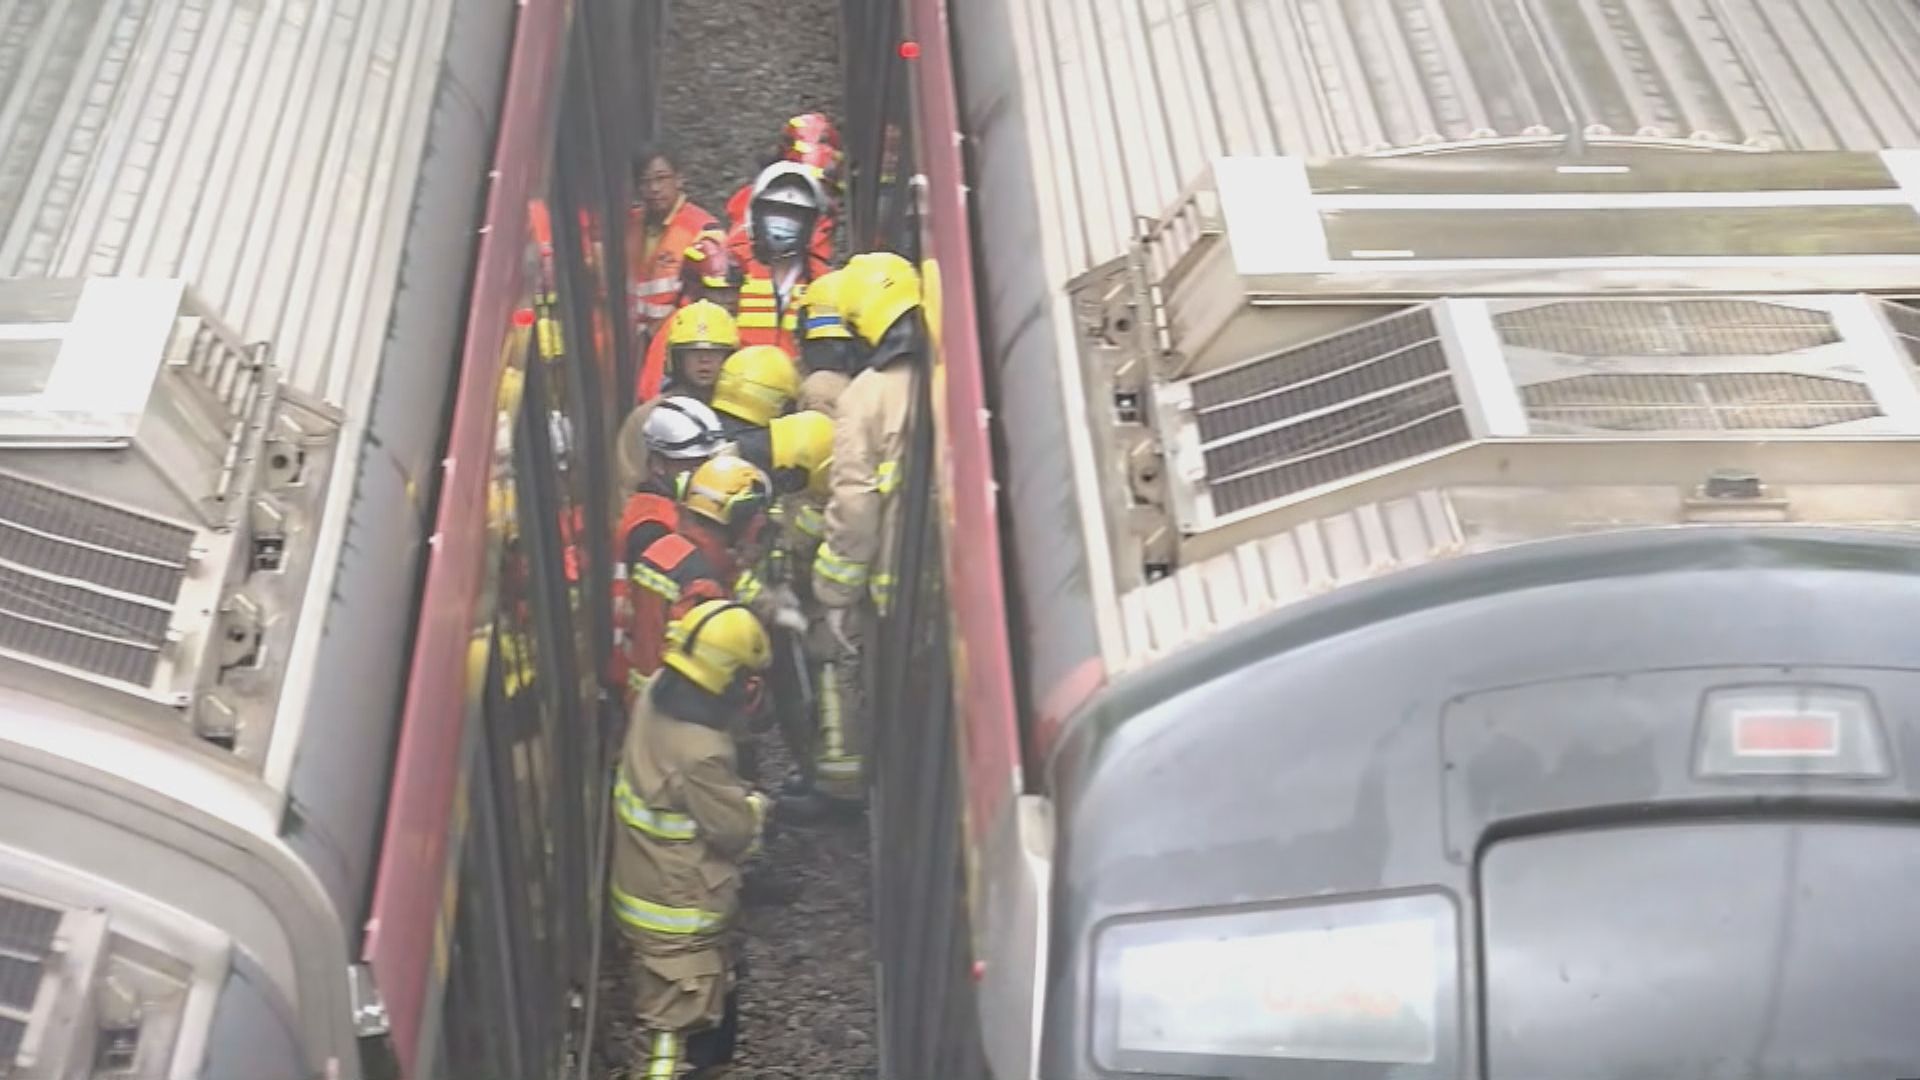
[769,410,835,498]
[712,345,801,427]
[842,251,922,348]
[665,300,740,351]
[681,454,773,529]
[797,268,854,341]
[663,600,771,696]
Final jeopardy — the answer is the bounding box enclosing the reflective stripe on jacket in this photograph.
[610,682,764,945]
[813,362,912,614]
[609,490,681,693]
[629,198,717,333]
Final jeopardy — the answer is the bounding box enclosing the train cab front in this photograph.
[1040,526,1920,1080]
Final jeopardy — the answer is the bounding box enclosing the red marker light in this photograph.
[970,960,986,982]
[512,308,536,328]
[899,40,922,60]
[1734,711,1838,757]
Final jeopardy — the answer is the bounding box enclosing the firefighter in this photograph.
[613,599,773,1080]
[634,238,741,404]
[746,410,842,808]
[711,345,802,439]
[790,266,861,418]
[610,397,729,698]
[630,145,719,340]
[638,299,738,405]
[624,455,775,700]
[806,251,924,807]
[725,112,842,263]
[728,163,832,354]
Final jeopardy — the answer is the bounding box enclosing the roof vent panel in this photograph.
[1495,299,1843,357]
[1177,307,1472,519]
[0,278,344,766]
[1520,372,1882,432]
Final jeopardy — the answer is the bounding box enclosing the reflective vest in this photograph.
[726,225,827,354]
[624,527,738,701]
[610,490,681,693]
[630,198,718,334]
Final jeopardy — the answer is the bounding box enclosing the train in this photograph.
[8,0,1920,1079]
[0,0,661,1075]
[850,1,1920,1079]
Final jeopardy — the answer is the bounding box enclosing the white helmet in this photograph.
[750,161,827,212]
[644,396,725,460]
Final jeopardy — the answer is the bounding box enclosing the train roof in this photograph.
[954,0,1920,736]
[0,0,457,786]
[1010,0,1920,275]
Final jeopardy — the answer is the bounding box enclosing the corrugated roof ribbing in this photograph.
[0,0,455,406]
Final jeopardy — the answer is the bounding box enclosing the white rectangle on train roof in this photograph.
[1212,156,1329,276]
[1206,153,1920,286]
[0,278,183,448]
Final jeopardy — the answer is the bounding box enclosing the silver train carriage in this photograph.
[0,0,662,1076]
[847,1,1920,1078]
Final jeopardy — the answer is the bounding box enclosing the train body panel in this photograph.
[0,0,518,1073]
[906,1,1920,1077]
[949,0,1920,746]
[1043,527,1920,1078]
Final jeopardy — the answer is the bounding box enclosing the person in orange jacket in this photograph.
[728,163,832,356]
[725,112,842,263]
[629,145,719,341]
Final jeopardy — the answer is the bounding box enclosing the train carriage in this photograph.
[0,0,660,1076]
[847,1,1920,1078]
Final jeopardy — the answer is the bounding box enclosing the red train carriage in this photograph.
[0,0,659,1076]
[844,1,1920,1078]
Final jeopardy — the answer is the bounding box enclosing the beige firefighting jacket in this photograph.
[611,679,764,954]
[799,369,850,418]
[812,362,912,615]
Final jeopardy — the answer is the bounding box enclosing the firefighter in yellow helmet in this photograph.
[802,250,924,808]
[638,299,739,403]
[710,344,802,436]
[612,599,773,1080]
[792,266,859,417]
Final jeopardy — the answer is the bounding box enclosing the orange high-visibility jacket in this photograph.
[629,198,718,335]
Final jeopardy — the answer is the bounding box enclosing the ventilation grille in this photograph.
[1496,299,1841,357]
[1190,307,1470,514]
[1885,301,1920,370]
[1522,373,1881,432]
[0,473,190,687]
[0,893,61,1069]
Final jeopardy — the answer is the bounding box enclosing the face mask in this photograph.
[760,212,805,256]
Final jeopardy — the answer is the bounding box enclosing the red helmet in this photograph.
[782,112,841,155]
[779,113,844,196]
